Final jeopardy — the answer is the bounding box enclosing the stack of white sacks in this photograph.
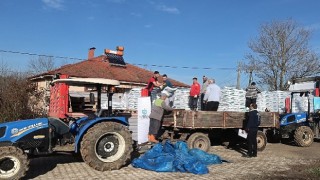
[123,87,307,113]
[257,91,290,112]
[218,87,246,112]
[291,93,314,113]
[127,88,142,110]
[172,88,190,109]
[170,87,291,113]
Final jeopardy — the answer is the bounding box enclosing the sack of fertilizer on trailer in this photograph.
[132,140,222,174]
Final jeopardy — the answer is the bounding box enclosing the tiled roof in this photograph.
[33,55,189,87]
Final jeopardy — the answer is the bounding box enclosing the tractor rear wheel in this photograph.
[80,122,133,171]
[294,126,314,147]
[187,132,210,152]
[257,131,267,151]
[0,146,29,180]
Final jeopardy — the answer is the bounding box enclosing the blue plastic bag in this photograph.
[132,140,222,174]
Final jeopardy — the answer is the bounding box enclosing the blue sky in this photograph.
[0,0,320,88]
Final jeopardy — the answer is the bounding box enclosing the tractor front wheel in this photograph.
[294,126,314,147]
[0,146,29,180]
[80,122,133,171]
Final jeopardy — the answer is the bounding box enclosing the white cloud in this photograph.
[42,0,64,10]
[87,16,95,21]
[106,0,126,3]
[157,4,180,14]
[144,24,152,28]
[131,12,142,17]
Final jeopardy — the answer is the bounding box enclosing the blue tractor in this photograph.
[278,76,320,147]
[0,78,133,179]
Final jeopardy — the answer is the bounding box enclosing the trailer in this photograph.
[161,110,279,152]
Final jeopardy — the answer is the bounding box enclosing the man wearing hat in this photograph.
[148,92,174,143]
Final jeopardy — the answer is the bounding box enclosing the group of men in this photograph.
[189,76,221,111]
[144,71,174,143]
[145,71,172,96]
[145,71,262,158]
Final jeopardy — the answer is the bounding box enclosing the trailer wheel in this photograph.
[0,146,29,180]
[187,133,210,152]
[257,131,267,151]
[294,126,314,147]
[80,122,133,171]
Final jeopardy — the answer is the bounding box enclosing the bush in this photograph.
[0,72,46,123]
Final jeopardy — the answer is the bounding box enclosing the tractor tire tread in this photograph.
[294,126,314,147]
[257,131,267,151]
[0,146,29,180]
[80,122,133,171]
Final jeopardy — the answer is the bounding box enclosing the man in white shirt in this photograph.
[203,79,221,111]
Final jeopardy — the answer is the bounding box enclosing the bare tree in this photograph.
[245,19,320,91]
[28,56,55,75]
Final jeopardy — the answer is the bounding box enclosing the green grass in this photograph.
[307,167,320,177]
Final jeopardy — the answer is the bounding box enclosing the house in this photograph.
[31,47,189,117]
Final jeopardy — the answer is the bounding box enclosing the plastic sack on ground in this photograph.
[132,140,222,174]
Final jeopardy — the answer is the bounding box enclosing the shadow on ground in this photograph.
[23,151,83,180]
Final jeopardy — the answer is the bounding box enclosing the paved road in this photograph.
[23,142,320,180]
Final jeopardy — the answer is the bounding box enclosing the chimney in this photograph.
[88,47,96,59]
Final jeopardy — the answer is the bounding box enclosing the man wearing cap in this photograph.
[189,77,201,110]
[148,92,174,143]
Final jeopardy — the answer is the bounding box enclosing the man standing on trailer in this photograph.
[189,77,201,110]
[245,103,260,158]
[245,82,261,108]
[200,76,209,110]
[203,79,221,111]
[145,71,163,96]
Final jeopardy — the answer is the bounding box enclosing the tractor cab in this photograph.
[51,77,119,117]
[281,91,311,127]
[50,78,121,134]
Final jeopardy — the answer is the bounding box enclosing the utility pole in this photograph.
[248,70,253,86]
[236,61,242,90]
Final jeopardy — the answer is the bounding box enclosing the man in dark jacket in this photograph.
[245,103,260,158]
[245,82,261,108]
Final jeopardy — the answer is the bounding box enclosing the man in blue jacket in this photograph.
[245,103,260,158]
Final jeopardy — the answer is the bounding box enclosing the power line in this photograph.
[0,49,237,70]
[0,49,85,61]
[132,63,236,70]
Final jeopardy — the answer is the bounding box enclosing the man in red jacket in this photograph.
[145,71,162,96]
[189,77,200,110]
